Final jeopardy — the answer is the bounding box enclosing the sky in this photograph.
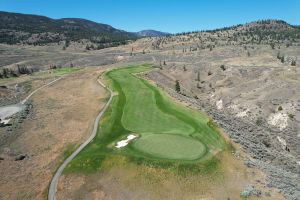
[0,0,299,33]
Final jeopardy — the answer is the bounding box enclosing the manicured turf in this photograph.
[65,64,226,173]
[133,134,206,160]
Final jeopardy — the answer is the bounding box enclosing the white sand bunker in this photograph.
[115,134,138,148]
[268,112,288,130]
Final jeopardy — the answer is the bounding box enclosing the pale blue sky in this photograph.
[1,0,299,33]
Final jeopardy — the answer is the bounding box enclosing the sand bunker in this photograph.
[115,134,138,148]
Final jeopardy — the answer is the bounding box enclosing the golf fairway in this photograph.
[66,65,226,173]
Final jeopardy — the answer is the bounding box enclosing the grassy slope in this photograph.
[65,65,227,173]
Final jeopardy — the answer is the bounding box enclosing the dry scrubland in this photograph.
[0,21,300,200]
[0,68,108,199]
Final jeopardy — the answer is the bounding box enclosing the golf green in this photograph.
[132,134,206,160]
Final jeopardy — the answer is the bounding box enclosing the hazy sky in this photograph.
[1,0,299,33]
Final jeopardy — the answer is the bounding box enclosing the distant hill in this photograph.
[173,19,300,45]
[0,11,137,47]
[135,30,170,37]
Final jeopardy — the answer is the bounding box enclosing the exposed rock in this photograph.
[240,185,262,198]
[14,154,26,161]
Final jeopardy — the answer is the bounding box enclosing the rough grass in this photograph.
[65,65,227,174]
[51,67,80,75]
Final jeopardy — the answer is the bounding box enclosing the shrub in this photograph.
[291,60,296,66]
[175,80,180,93]
[255,117,264,126]
[288,113,295,119]
[220,65,226,71]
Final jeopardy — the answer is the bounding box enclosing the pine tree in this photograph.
[175,80,180,93]
[281,56,285,63]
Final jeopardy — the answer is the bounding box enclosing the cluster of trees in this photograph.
[50,62,74,69]
[0,65,33,79]
[277,52,297,66]
[85,40,128,50]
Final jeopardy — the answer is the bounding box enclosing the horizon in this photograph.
[0,0,300,33]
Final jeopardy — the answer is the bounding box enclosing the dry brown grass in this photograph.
[0,67,108,199]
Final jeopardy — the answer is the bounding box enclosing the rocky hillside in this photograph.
[150,20,300,50]
[0,11,137,46]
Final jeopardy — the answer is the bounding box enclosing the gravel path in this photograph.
[21,76,64,104]
[0,76,64,122]
[48,76,113,200]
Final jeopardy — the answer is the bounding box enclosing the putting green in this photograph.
[132,134,206,160]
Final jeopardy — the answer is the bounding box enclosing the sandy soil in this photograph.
[0,68,108,199]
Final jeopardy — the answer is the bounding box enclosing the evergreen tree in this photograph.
[281,56,285,63]
[175,80,180,93]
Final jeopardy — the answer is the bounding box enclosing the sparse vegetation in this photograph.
[256,117,264,126]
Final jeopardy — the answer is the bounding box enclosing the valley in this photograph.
[0,9,299,200]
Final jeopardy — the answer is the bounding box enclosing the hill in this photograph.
[136,30,170,37]
[0,11,137,47]
[150,20,300,50]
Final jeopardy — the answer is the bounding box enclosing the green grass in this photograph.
[51,67,80,75]
[0,76,17,84]
[65,64,227,173]
[133,134,206,160]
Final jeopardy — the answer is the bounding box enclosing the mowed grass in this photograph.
[134,134,206,160]
[65,64,227,173]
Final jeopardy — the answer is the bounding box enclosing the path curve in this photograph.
[21,76,64,104]
[48,75,113,200]
[0,76,64,122]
